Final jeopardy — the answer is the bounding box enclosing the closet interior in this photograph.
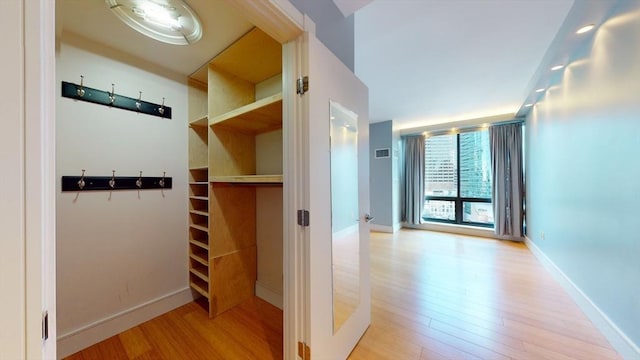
[187,27,284,317]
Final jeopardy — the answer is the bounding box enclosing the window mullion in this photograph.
[456,133,461,224]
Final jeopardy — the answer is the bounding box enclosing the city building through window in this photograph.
[423,129,494,227]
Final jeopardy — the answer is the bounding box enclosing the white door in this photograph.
[298,31,371,360]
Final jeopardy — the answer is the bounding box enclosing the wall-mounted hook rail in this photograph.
[61,80,172,119]
[62,173,172,192]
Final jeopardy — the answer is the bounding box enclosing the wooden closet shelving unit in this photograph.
[187,27,283,317]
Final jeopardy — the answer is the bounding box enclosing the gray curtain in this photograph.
[401,135,425,224]
[489,123,524,238]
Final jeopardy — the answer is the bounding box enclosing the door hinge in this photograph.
[298,341,311,360]
[297,210,310,227]
[42,311,49,341]
[296,76,309,95]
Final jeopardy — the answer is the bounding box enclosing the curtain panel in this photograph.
[401,135,425,225]
[489,123,524,238]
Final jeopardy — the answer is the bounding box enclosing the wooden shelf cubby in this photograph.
[187,27,284,318]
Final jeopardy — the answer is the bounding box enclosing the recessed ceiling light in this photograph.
[535,88,545,93]
[550,64,564,71]
[106,0,202,45]
[576,24,595,34]
[524,103,533,108]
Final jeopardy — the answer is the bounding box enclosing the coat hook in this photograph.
[159,171,166,188]
[109,84,116,104]
[136,171,143,188]
[77,75,85,97]
[109,170,116,189]
[136,91,142,110]
[77,169,86,190]
[158,97,165,115]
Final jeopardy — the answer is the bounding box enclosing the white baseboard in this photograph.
[255,281,283,310]
[370,223,402,233]
[57,287,195,359]
[525,236,640,360]
[370,224,393,233]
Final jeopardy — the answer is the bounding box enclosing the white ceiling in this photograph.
[354,0,574,129]
[59,0,615,132]
[58,0,254,78]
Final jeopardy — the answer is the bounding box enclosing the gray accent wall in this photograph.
[526,0,640,351]
[369,121,393,228]
[289,0,355,71]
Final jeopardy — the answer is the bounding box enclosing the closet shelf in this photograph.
[189,181,208,185]
[190,281,209,299]
[189,165,208,171]
[209,174,283,184]
[189,196,209,201]
[189,224,209,233]
[190,252,208,266]
[189,115,208,127]
[190,266,209,282]
[208,93,282,134]
[190,239,209,251]
[189,209,209,217]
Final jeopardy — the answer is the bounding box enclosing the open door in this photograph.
[296,31,371,360]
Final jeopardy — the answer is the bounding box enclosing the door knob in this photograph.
[364,214,374,223]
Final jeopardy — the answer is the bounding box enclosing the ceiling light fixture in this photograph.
[550,64,564,71]
[106,0,202,45]
[535,88,545,93]
[524,103,533,108]
[576,24,595,34]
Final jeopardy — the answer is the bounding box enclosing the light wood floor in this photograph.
[65,229,621,360]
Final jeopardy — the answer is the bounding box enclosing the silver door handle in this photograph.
[364,214,374,223]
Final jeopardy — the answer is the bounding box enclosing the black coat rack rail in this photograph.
[61,175,172,192]
[61,80,172,119]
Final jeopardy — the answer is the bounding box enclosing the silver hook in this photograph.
[159,171,166,188]
[77,75,85,97]
[109,170,116,189]
[136,171,143,188]
[136,91,142,110]
[158,97,165,115]
[77,169,86,189]
[109,83,116,104]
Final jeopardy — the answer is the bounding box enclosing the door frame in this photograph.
[13,0,57,358]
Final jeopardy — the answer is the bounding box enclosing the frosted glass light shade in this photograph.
[106,0,202,45]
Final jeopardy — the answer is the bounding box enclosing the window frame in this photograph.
[423,130,494,228]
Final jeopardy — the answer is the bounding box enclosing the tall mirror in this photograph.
[329,101,360,333]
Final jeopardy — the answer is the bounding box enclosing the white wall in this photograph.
[526,2,640,356]
[56,33,191,357]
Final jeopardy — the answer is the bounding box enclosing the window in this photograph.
[423,129,493,227]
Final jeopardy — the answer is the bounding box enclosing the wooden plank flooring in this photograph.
[65,229,621,360]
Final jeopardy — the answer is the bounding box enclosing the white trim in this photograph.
[24,0,57,358]
[525,236,640,360]
[57,287,194,358]
[256,282,283,310]
[369,224,394,233]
